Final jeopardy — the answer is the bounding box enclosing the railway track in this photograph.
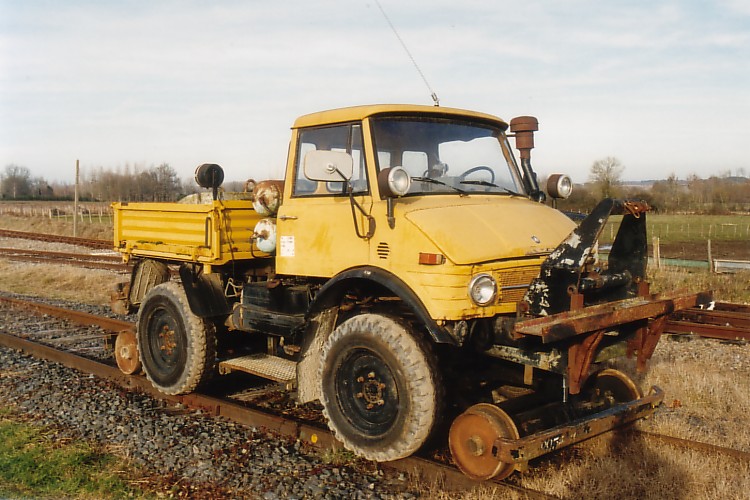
[0,295,559,498]
[2,296,749,496]
[665,302,750,341]
[0,247,128,272]
[0,228,112,249]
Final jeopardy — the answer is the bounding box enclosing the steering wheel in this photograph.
[458,166,495,183]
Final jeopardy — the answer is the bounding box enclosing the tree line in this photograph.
[2,159,749,214]
[556,156,750,214]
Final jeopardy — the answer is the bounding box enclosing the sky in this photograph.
[1,0,749,185]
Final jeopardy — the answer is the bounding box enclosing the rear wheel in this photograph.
[319,313,440,462]
[137,281,215,395]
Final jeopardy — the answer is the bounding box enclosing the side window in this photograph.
[293,123,368,196]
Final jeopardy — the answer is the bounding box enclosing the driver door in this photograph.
[276,123,373,278]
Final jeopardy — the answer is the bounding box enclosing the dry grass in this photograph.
[0,213,112,240]
[0,261,120,306]
[648,267,750,303]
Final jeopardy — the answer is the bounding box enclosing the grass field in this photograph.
[600,214,750,244]
[600,214,750,261]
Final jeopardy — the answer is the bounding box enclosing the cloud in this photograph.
[1,0,748,183]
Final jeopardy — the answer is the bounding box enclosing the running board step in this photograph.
[219,354,297,388]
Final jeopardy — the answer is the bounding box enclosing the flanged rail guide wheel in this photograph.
[449,403,520,480]
[114,330,141,375]
[587,368,642,404]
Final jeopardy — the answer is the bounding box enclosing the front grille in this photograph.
[497,266,540,303]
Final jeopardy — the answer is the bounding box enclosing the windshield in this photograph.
[371,116,525,196]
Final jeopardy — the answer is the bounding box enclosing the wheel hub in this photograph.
[356,371,387,409]
[159,324,177,356]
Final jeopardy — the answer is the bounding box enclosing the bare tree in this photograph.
[1,164,32,199]
[589,156,624,199]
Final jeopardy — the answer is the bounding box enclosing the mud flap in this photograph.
[179,264,231,318]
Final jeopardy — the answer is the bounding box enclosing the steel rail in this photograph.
[0,297,556,499]
[665,303,750,341]
[633,429,750,463]
[0,296,134,333]
[0,247,128,272]
[0,228,111,250]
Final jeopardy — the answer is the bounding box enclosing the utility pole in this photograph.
[73,159,79,237]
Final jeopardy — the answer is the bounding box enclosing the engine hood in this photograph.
[403,197,576,265]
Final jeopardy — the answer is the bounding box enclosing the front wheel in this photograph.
[319,314,440,462]
[137,281,216,395]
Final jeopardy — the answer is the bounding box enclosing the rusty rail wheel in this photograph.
[585,368,642,405]
[114,330,141,375]
[449,403,521,480]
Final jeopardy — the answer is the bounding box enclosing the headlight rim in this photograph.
[468,273,498,306]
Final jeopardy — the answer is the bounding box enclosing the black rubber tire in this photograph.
[136,281,215,395]
[319,313,440,462]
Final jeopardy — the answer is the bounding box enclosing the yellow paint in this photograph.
[114,104,576,323]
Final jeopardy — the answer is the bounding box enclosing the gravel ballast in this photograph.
[0,294,417,499]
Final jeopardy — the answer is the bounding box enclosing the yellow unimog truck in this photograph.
[112,104,709,480]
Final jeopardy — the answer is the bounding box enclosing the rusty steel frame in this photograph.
[513,292,713,342]
[492,387,664,464]
[512,291,712,394]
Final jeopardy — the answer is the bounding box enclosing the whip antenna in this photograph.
[374,0,440,106]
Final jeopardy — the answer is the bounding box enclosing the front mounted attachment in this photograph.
[523,198,650,317]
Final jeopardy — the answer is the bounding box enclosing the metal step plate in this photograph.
[219,354,297,384]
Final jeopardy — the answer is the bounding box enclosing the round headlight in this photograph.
[468,274,497,306]
[547,174,573,199]
[378,166,411,197]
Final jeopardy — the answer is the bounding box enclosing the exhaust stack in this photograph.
[510,116,544,202]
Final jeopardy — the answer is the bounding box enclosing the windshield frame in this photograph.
[369,114,527,198]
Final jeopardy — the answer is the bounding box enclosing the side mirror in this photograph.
[304,150,353,182]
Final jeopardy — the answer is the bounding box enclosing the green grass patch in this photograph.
[0,408,143,499]
[599,214,750,245]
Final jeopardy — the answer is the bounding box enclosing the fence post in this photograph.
[707,239,713,273]
[653,236,661,270]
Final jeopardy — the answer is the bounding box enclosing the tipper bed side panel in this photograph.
[113,200,265,265]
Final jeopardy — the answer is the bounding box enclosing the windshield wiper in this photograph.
[459,180,525,197]
[411,177,467,195]
[459,180,499,187]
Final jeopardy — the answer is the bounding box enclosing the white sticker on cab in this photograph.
[280,235,295,257]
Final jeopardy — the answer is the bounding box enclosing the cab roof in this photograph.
[292,104,508,129]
